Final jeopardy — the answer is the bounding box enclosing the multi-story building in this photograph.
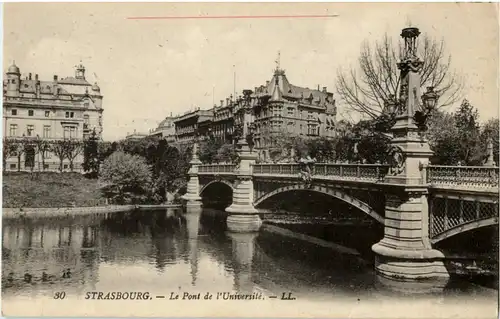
[3,62,104,172]
[149,113,177,144]
[212,97,235,144]
[162,62,337,161]
[173,108,213,145]
[250,67,337,155]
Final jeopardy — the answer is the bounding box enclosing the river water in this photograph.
[2,208,498,318]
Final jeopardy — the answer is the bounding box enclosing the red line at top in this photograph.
[126,14,338,20]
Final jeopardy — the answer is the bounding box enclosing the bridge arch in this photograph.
[431,217,498,244]
[254,183,384,224]
[199,180,234,196]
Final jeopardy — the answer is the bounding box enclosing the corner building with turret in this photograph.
[3,62,104,172]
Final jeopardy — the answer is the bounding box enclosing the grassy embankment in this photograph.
[3,172,106,208]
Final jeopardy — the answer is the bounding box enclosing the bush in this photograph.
[99,151,153,204]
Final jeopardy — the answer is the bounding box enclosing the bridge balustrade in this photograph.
[198,164,236,174]
[252,163,389,181]
[426,165,499,189]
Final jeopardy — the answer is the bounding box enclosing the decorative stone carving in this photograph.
[388,146,406,175]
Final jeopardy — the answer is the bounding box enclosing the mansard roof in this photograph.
[252,69,334,107]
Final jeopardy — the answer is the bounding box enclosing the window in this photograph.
[70,112,74,118]
[10,163,16,169]
[65,112,69,118]
[44,150,51,159]
[43,164,49,170]
[287,107,294,116]
[43,125,51,138]
[28,110,34,116]
[27,125,35,136]
[63,126,77,139]
[11,109,17,116]
[63,164,68,169]
[9,124,17,136]
[45,111,50,117]
[84,114,89,124]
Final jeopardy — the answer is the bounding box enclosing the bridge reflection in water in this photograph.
[2,207,497,317]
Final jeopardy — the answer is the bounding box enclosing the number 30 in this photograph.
[53,292,66,300]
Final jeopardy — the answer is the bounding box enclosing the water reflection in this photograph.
[228,232,257,294]
[2,208,498,313]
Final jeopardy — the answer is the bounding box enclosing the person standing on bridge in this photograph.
[298,155,316,187]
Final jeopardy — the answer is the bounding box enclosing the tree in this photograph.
[64,140,84,172]
[100,151,152,204]
[336,33,463,121]
[453,99,481,165]
[52,140,68,172]
[157,145,188,202]
[357,134,391,164]
[306,137,337,162]
[83,130,101,178]
[33,138,52,172]
[199,137,223,163]
[216,143,238,163]
[425,110,459,164]
[2,138,18,172]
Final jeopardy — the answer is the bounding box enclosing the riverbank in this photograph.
[2,204,183,219]
[3,172,105,208]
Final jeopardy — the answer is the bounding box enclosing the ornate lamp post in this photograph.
[182,127,202,209]
[372,26,449,287]
[225,89,261,232]
[415,86,439,131]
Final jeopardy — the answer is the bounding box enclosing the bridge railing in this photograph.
[198,164,236,174]
[252,163,390,181]
[426,165,499,188]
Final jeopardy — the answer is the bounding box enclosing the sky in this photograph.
[3,3,498,141]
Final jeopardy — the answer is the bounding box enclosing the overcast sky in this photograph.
[4,3,498,141]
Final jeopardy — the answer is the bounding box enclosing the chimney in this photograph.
[53,75,58,82]
[254,86,258,93]
[226,98,230,106]
[266,81,270,86]
[220,100,223,107]
[35,74,39,81]
[29,73,32,80]
[322,86,327,93]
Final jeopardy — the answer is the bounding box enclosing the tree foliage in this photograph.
[100,151,153,204]
[83,130,101,178]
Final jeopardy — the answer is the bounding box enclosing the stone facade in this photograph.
[173,109,214,145]
[149,113,177,143]
[169,65,337,155]
[3,62,103,172]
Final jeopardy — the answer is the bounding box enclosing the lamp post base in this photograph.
[372,242,450,287]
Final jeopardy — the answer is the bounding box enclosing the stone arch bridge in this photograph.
[182,158,498,284]
[195,163,498,245]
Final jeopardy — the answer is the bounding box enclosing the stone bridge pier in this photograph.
[224,143,262,232]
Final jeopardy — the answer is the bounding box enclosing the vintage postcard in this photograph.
[2,2,499,318]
